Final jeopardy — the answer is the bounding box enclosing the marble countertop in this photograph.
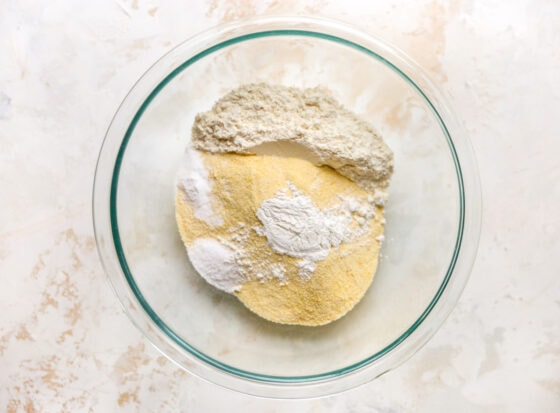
[1,0,559,411]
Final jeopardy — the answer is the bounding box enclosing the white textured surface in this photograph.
[1,0,559,411]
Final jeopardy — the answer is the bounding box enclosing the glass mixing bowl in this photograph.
[93,16,481,398]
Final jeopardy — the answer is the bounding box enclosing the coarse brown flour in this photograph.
[192,83,393,192]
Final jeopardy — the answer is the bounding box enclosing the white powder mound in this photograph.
[176,147,223,227]
[191,83,394,192]
[187,238,243,293]
[255,182,376,278]
[256,184,350,262]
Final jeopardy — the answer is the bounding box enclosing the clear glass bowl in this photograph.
[93,16,481,398]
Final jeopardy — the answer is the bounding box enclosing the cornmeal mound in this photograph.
[176,152,385,326]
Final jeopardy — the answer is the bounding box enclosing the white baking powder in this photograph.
[256,183,350,261]
[176,146,223,227]
[255,182,375,278]
[187,237,243,293]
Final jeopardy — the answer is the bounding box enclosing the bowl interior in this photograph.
[113,33,461,378]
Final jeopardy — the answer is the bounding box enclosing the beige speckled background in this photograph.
[1,0,559,411]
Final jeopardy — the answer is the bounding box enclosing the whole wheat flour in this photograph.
[192,83,393,192]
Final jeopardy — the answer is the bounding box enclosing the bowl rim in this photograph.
[93,15,481,398]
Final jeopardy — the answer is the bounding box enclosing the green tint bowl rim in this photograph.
[94,16,481,398]
[112,30,463,380]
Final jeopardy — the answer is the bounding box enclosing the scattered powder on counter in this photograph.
[191,83,393,192]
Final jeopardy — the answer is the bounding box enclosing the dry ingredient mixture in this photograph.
[175,83,393,326]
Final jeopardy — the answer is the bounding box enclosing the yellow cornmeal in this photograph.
[175,153,385,326]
